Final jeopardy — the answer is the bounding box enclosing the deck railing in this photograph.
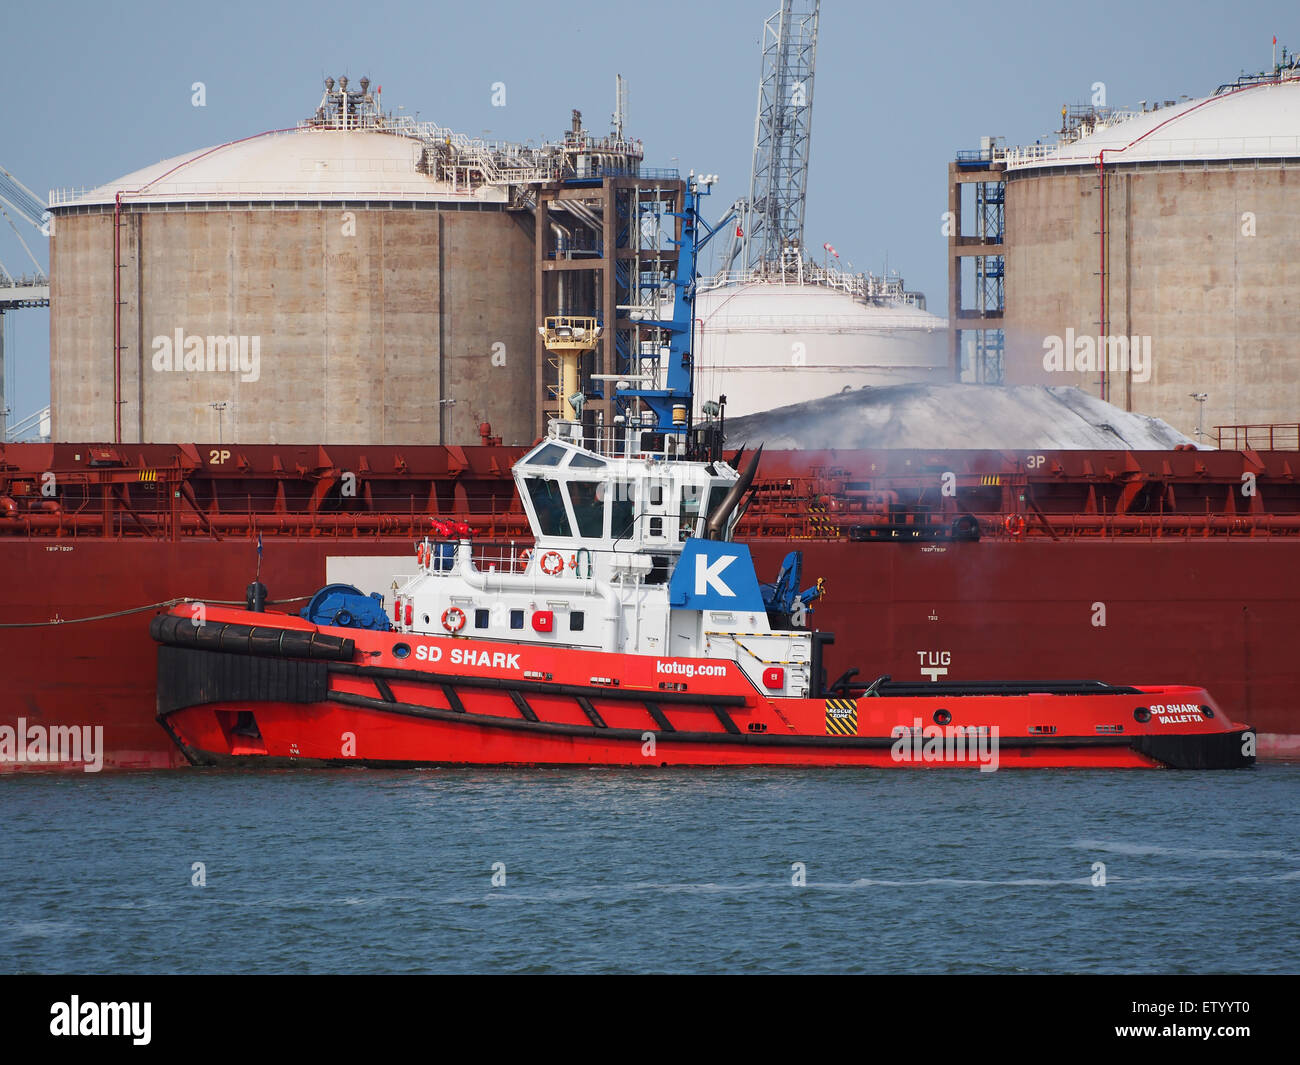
[1214,424,1300,451]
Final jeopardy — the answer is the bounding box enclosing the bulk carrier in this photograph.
[3,432,1297,769]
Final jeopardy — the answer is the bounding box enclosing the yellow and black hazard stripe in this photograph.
[824,697,858,737]
[980,474,1000,486]
[138,469,158,483]
[806,503,841,537]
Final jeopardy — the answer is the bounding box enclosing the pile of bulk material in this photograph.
[723,384,1199,450]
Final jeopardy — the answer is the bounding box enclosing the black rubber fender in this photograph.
[150,613,355,662]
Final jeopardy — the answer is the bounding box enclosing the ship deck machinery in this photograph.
[4,444,1300,545]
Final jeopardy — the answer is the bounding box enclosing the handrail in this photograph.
[50,180,499,204]
[1214,424,1300,450]
[701,264,929,309]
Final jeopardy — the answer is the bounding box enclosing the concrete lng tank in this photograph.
[47,79,536,445]
[1000,71,1300,439]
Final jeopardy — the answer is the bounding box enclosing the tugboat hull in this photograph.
[152,609,1256,771]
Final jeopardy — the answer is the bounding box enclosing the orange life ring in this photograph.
[417,543,428,566]
[441,606,466,633]
[519,548,533,568]
[1004,513,1026,538]
[540,550,564,575]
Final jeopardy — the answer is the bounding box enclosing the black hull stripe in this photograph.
[329,662,749,707]
[713,705,742,734]
[644,702,675,733]
[510,689,540,723]
[442,684,467,713]
[576,695,606,728]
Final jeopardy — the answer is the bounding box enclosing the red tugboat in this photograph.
[148,179,1254,771]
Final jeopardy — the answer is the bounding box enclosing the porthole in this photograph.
[933,708,952,726]
[1200,704,1215,718]
[1134,706,1151,723]
[393,643,411,660]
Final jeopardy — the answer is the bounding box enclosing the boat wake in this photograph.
[1071,838,1298,862]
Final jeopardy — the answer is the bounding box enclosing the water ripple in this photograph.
[1,764,1296,973]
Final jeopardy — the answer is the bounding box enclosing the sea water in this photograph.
[1,765,1296,974]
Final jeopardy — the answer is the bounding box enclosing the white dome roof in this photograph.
[56,128,504,206]
[697,281,946,332]
[1006,76,1300,170]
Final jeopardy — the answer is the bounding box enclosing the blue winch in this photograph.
[301,583,392,630]
[760,551,824,626]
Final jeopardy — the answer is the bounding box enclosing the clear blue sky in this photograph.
[2,0,1294,428]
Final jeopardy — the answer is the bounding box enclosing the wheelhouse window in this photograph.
[683,482,725,539]
[568,481,605,538]
[703,484,724,522]
[525,478,572,537]
[523,443,566,467]
[680,483,706,540]
[610,480,636,540]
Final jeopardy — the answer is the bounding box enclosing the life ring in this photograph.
[540,550,564,575]
[441,606,466,633]
[1004,513,1026,538]
[417,543,428,566]
[519,548,533,570]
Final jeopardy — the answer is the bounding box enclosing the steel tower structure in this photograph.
[731,0,820,272]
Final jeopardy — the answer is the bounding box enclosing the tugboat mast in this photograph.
[611,175,735,439]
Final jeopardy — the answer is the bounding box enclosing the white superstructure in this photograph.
[388,419,815,698]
